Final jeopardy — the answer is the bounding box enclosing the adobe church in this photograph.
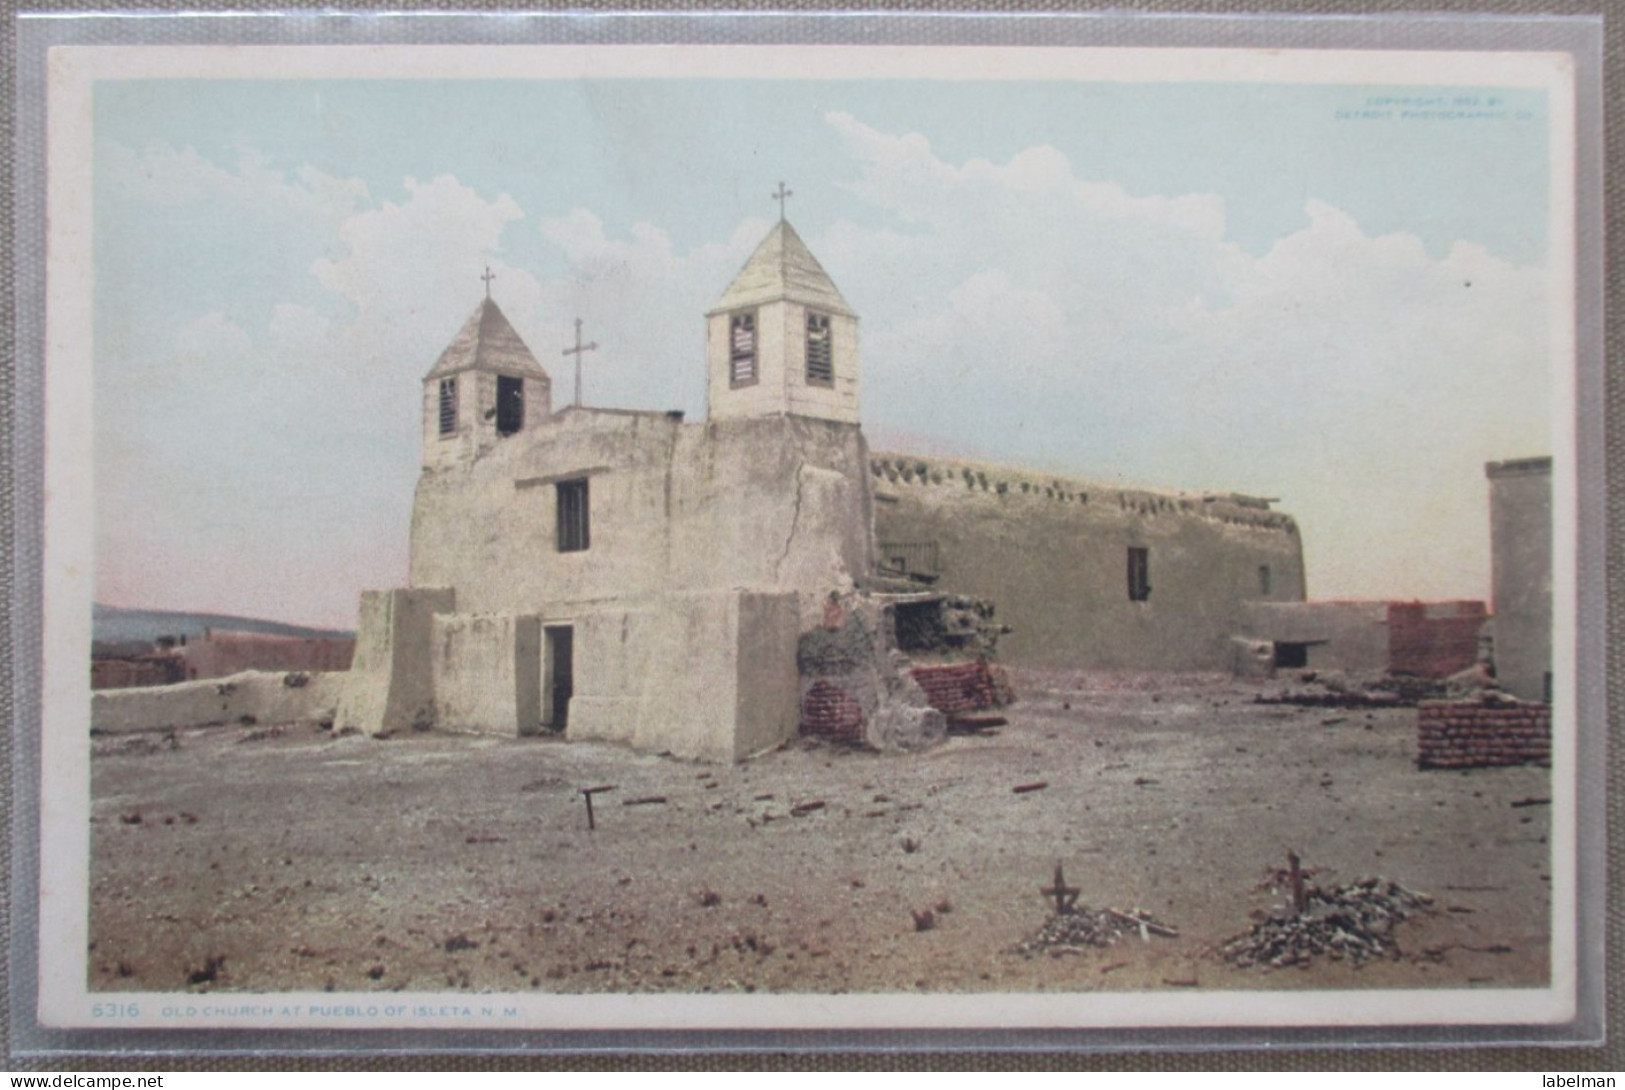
[334,210,1308,761]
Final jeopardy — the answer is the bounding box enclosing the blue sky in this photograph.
[91,74,1554,627]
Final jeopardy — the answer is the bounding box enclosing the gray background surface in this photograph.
[2,0,1617,1071]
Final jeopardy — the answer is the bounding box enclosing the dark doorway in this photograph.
[496,375,525,436]
[544,625,574,731]
[1273,642,1310,669]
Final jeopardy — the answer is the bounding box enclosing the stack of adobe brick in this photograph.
[799,679,867,744]
[909,661,1011,714]
[1416,697,1550,769]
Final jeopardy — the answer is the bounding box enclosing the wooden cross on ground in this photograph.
[579,784,616,830]
[1042,860,1080,915]
[562,318,599,408]
[772,181,793,221]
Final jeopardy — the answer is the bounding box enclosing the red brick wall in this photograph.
[181,632,355,680]
[91,656,187,690]
[909,661,1009,714]
[800,680,866,744]
[1387,601,1486,678]
[1417,699,1550,769]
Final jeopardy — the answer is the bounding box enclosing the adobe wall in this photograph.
[411,412,873,629]
[870,453,1306,670]
[1238,601,1390,674]
[91,670,344,734]
[563,589,801,763]
[335,587,455,736]
[430,613,542,735]
[179,630,355,680]
[1487,458,1553,702]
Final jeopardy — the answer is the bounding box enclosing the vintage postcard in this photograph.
[31,30,1589,1041]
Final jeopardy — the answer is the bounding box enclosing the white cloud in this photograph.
[105,141,369,230]
[820,113,1548,602]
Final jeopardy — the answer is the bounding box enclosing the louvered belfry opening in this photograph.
[806,311,833,386]
[438,377,458,436]
[730,311,758,386]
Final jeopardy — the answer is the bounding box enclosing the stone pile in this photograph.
[1417,698,1551,769]
[1016,906,1178,957]
[1221,878,1434,969]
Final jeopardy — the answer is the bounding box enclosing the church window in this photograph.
[1259,565,1272,596]
[729,311,758,387]
[1127,547,1151,602]
[805,312,833,386]
[438,377,458,436]
[496,375,524,436]
[556,478,590,553]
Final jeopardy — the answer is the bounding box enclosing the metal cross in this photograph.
[772,181,793,221]
[561,318,599,408]
[481,266,496,299]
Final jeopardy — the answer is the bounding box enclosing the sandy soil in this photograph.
[88,670,1551,996]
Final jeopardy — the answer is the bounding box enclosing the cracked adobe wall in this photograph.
[410,410,874,629]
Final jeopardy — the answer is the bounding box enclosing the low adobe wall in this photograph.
[431,613,542,735]
[91,670,344,734]
[1416,698,1550,769]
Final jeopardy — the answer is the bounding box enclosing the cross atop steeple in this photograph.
[771,181,793,222]
[481,266,497,299]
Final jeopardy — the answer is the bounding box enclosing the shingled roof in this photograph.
[424,298,551,381]
[709,220,854,318]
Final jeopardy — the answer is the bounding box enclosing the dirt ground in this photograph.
[89,669,1552,996]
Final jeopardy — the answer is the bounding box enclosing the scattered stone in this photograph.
[442,934,479,953]
[1016,905,1177,957]
[1221,876,1434,969]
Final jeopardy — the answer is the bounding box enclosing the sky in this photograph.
[91,73,1555,629]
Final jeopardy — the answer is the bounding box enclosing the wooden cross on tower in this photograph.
[772,181,793,221]
[561,318,599,408]
[481,266,496,299]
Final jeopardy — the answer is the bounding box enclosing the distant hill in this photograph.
[93,603,354,646]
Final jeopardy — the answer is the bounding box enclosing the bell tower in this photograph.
[423,271,552,469]
[706,192,859,424]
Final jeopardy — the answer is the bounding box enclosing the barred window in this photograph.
[729,311,757,387]
[496,375,524,436]
[556,478,590,553]
[438,377,458,436]
[806,312,833,386]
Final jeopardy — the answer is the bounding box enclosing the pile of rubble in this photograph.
[1221,877,1435,969]
[1016,905,1178,957]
